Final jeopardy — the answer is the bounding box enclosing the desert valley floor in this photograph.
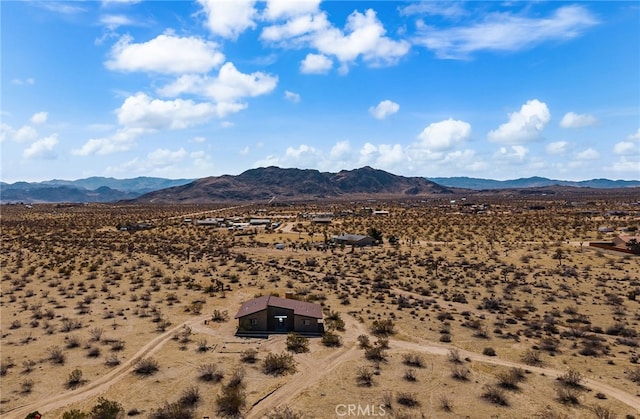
[1,192,639,418]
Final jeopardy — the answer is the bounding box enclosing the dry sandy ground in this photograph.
[1,200,639,418]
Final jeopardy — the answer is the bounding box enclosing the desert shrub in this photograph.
[263,352,296,376]
[558,369,583,388]
[196,338,208,353]
[66,368,84,389]
[110,339,125,352]
[198,363,224,383]
[325,311,346,331]
[105,354,120,367]
[396,392,419,407]
[402,352,424,367]
[212,310,229,322]
[450,365,470,381]
[591,405,618,419]
[322,331,342,347]
[266,406,304,419]
[178,385,200,407]
[86,346,101,358]
[357,334,371,348]
[496,367,526,390]
[625,366,640,383]
[356,366,374,386]
[227,367,245,389]
[133,358,159,375]
[364,346,387,362]
[371,319,395,336]
[376,337,389,349]
[89,397,124,419]
[555,385,581,405]
[216,384,246,418]
[21,379,34,394]
[286,333,309,353]
[240,348,258,363]
[47,345,66,364]
[521,349,543,366]
[447,348,462,364]
[62,409,87,419]
[439,394,453,412]
[404,368,417,382]
[440,333,452,342]
[149,401,194,419]
[89,327,104,342]
[22,359,36,373]
[481,385,509,406]
[66,335,82,349]
[482,347,497,356]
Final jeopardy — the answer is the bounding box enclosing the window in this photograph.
[250,318,257,325]
[303,319,310,326]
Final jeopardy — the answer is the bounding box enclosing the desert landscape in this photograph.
[1,188,639,419]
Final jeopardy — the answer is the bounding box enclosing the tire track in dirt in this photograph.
[245,315,368,419]
[4,315,211,419]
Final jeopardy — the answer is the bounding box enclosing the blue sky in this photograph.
[1,0,639,182]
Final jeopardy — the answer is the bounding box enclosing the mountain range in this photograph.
[427,176,640,190]
[134,166,452,203]
[1,169,638,203]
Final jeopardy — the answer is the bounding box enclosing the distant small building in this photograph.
[275,243,286,250]
[196,218,219,226]
[249,218,271,226]
[235,295,323,334]
[598,226,615,233]
[332,234,374,247]
[372,210,389,216]
[311,216,332,224]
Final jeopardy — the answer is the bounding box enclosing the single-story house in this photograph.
[332,234,374,247]
[613,235,640,250]
[235,295,323,334]
[249,218,271,226]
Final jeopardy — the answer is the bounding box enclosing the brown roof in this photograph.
[234,295,323,319]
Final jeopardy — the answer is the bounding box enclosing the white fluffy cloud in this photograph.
[300,53,333,74]
[284,90,301,103]
[106,34,225,74]
[116,93,221,130]
[415,118,471,151]
[330,140,351,159]
[488,99,550,144]
[30,112,48,125]
[312,9,410,67]
[72,127,144,156]
[575,148,599,160]
[197,0,257,39]
[263,0,321,20]
[494,145,529,161]
[261,13,329,42]
[1,124,39,143]
[416,5,597,59]
[23,134,58,159]
[369,100,399,120]
[546,141,569,155]
[560,111,597,128]
[613,141,637,155]
[613,130,640,156]
[107,148,214,177]
[263,8,409,71]
[158,62,278,105]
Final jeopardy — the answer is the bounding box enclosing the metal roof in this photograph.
[234,295,323,319]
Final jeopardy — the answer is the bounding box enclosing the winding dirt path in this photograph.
[4,315,211,419]
[245,315,368,419]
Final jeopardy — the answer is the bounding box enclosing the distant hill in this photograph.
[0,177,193,203]
[427,176,640,190]
[134,166,453,203]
